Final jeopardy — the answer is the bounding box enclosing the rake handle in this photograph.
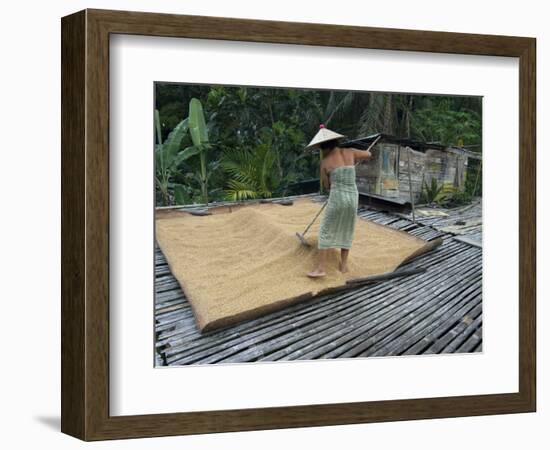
[301,201,328,237]
[301,135,380,238]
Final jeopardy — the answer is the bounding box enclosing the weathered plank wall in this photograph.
[356,143,401,198]
[397,146,426,203]
[356,143,469,203]
[423,149,468,196]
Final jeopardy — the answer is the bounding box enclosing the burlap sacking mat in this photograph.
[156,199,434,332]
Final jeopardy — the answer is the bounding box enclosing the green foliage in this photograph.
[154,110,190,206]
[464,158,483,197]
[411,98,481,148]
[154,83,210,142]
[183,98,212,204]
[173,184,191,205]
[420,177,444,204]
[221,143,281,201]
[442,189,473,207]
[154,84,482,206]
[189,98,209,147]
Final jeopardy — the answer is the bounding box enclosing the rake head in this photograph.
[295,232,312,247]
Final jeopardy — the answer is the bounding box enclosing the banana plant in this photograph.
[154,109,190,206]
[179,98,212,204]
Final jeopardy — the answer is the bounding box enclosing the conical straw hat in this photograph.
[305,124,345,150]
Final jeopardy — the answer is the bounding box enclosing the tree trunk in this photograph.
[406,95,413,138]
[200,152,208,204]
[383,93,393,133]
[201,180,208,205]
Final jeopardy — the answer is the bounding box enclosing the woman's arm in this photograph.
[351,148,373,161]
[321,164,330,191]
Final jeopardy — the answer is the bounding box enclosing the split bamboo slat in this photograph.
[154,202,482,365]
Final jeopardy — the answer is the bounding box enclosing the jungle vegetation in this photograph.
[154,83,482,206]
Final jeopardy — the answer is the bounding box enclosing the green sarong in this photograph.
[318,165,359,250]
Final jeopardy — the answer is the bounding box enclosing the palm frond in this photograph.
[325,91,354,126]
[358,93,387,136]
[224,179,258,201]
[221,142,280,200]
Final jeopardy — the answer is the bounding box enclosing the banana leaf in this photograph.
[188,98,209,147]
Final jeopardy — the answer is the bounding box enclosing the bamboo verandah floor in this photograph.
[154,203,482,366]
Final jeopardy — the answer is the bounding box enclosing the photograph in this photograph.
[50,3,537,443]
[153,83,483,367]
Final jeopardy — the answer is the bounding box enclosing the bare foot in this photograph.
[307,269,326,278]
[339,262,349,273]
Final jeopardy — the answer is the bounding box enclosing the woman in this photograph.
[306,127,373,278]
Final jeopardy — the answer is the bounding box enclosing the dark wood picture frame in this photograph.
[61,8,536,441]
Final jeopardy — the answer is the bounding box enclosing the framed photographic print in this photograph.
[61,8,536,441]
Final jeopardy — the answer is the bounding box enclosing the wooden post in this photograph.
[453,155,460,190]
[473,158,482,197]
[406,146,416,222]
[375,147,382,195]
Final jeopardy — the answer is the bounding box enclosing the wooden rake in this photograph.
[295,200,328,247]
[295,135,381,247]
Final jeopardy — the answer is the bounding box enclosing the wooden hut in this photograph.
[346,133,481,205]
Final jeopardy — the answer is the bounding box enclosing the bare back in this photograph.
[322,147,371,173]
[320,147,372,190]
